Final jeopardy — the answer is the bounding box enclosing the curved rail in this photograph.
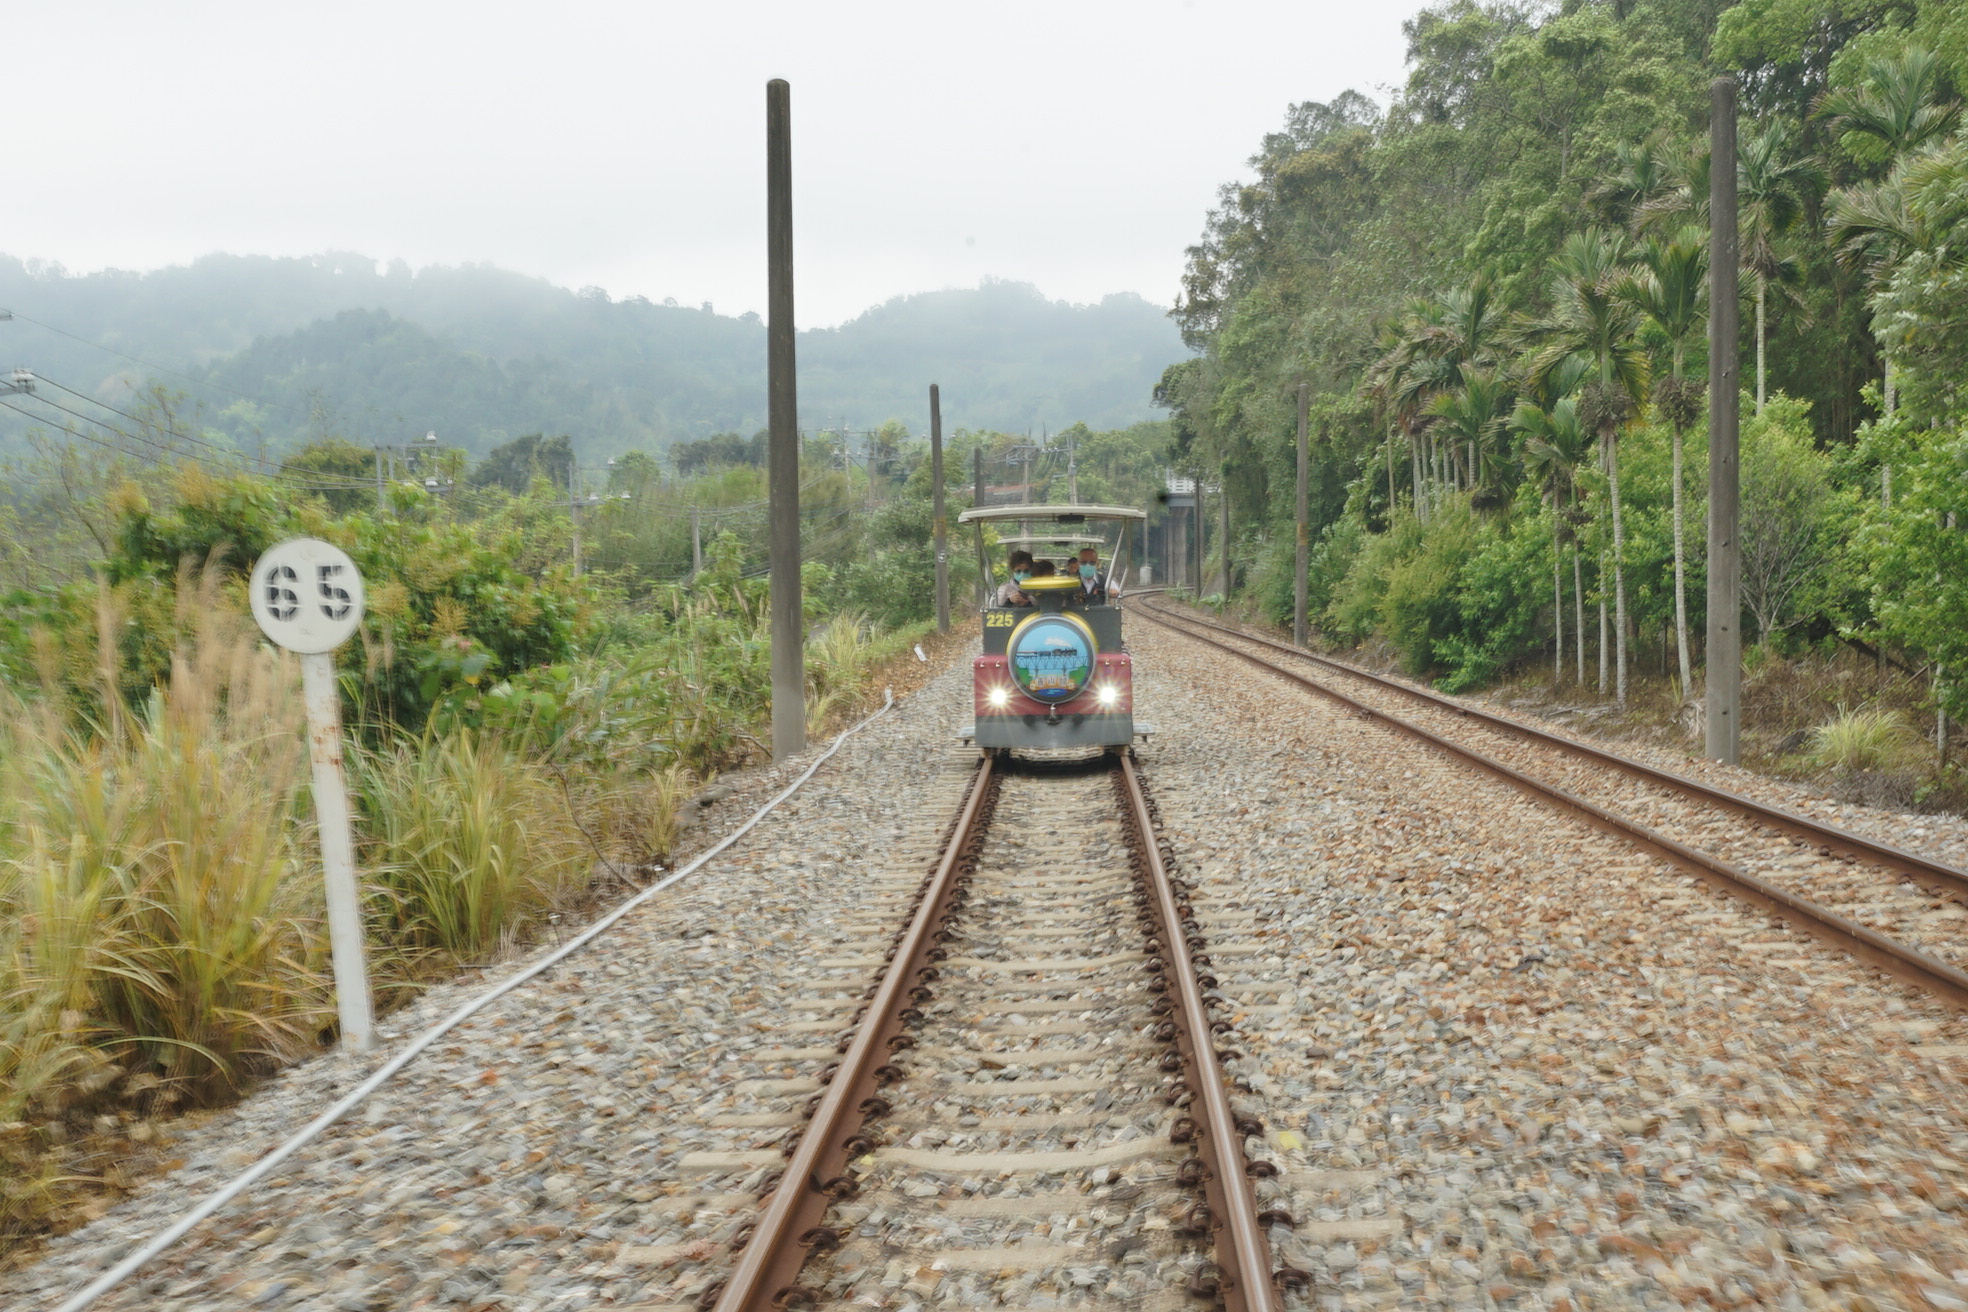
[711,751,1288,1311]
[1138,602,1968,1013]
[1142,599,1968,900]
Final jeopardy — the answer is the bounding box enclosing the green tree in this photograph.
[1737,123,1825,414]
[1624,226,1708,694]
[1514,397,1593,684]
[1525,229,1651,704]
[471,433,574,494]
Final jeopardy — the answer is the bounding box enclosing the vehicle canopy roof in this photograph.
[994,534,1106,549]
[956,503,1147,525]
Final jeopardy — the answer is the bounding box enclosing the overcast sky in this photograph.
[16,1,1428,327]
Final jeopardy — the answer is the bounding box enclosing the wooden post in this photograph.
[930,383,949,634]
[766,78,804,760]
[1706,76,1742,764]
[1295,383,1309,647]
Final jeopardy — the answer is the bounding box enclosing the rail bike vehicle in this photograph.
[957,503,1149,756]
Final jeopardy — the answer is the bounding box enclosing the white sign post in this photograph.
[249,538,374,1053]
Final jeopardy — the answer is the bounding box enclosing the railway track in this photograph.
[1139,598,1968,1013]
[706,750,1304,1312]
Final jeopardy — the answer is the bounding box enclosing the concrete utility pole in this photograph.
[1067,431,1078,502]
[930,384,949,634]
[766,78,805,761]
[1295,382,1309,647]
[1706,76,1743,765]
[1194,480,1206,594]
[1219,473,1231,596]
[691,505,703,579]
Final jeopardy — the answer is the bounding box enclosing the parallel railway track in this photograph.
[707,751,1302,1311]
[1139,599,1968,1013]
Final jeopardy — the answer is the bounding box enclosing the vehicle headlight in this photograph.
[1097,684,1119,706]
[988,687,1010,708]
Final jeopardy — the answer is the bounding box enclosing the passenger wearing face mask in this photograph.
[994,549,1035,607]
[1070,547,1114,605]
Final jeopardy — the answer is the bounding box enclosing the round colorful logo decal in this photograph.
[1007,613,1095,704]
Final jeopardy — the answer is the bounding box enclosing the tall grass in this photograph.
[352,731,586,961]
[0,571,330,1125]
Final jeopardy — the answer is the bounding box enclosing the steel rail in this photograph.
[1140,606,1968,1013]
[1117,752,1284,1312]
[1143,599,1968,901]
[709,754,998,1312]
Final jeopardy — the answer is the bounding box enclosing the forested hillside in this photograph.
[0,256,1183,455]
[1166,0,1966,795]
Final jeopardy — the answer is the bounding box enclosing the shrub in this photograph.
[1808,707,1926,773]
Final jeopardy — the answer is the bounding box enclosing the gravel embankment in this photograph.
[2,658,981,1312]
[1154,610,1968,973]
[1204,608,1968,874]
[1133,617,1968,1311]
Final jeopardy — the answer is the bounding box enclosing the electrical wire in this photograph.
[0,308,274,408]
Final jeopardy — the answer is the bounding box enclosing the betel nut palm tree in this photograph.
[1514,397,1592,685]
[1736,123,1824,415]
[1819,46,1961,416]
[1525,229,1650,706]
[1426,370,1515,518]
[1623,226,1707,701]
[1367,276,1504,515]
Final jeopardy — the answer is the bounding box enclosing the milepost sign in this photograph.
[250,538,375,1053]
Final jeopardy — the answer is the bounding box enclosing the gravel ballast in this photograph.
[1133,615,1968,1311]
[12,609,1968,1312]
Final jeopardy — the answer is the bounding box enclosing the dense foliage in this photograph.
[1165,0,1967,751]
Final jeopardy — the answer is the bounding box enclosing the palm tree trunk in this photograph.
[1608,432,1628,706]
[1573,545,1586,686]
[1671,423,1691,699]
[1554,542,1564,683]
[1755,276,1768,415]
[1410,432,1423,517]
[1884,356,1896,417]
[1598,550,1608,696]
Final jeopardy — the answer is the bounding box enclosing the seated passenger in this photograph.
[1029,560,1058,579]
[994,550,1034,607]
[1070,547,1115,604]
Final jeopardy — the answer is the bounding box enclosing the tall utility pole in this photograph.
[1295,383,1309,646]
[1067,430,1078,502]
[766,78,805,761]
[973,446,987,603]
[691,505,704,579]
[1705,76,1742,764]
[1219,474,1231,596]
[1193,479,1206,594]
[930,384,949,633]
[568,465,602,577]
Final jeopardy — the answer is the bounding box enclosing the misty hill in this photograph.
[0,254,1187,457]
